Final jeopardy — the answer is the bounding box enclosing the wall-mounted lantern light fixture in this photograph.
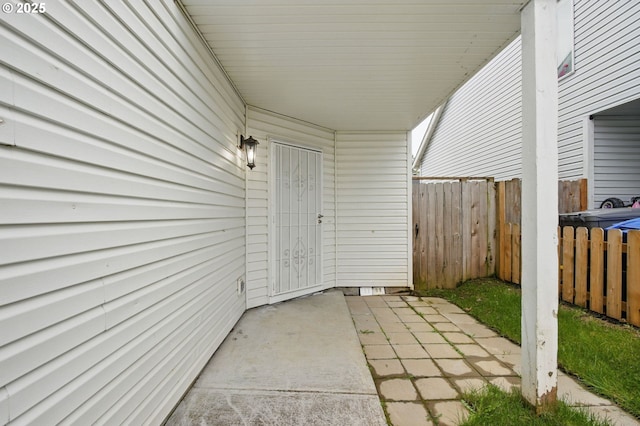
[239,135,259,170]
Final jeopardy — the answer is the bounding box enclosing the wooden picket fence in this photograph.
[412,175,639,325]
[498,223,640,327]
[413,177,588,291]
[495,178,587,225]
[412,177,495,290]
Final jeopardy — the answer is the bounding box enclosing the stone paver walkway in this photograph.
[346,294,639,426]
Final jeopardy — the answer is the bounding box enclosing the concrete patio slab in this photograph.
[489,376,521,393]
[358,331,391,345]
[405,322,435,332]
[413,331,448,344]
[386,402,433,426]
[353,320,383,333]
[165,290,386,426]
[474,336,521,355]
[558,374,612,407]
[380,322,412,332]
[422,314,449,323]
[392,344,430,359]
[392,307,416,316]
[415,378,459,400]
[456,322,498,338]
[455,344,491,358]
[494,353,522,375]
[413,306,439,316]
[428,400,469,426]
[434,359,477,377]
[365,298,389,307]
[585,405,640,426]
[401,359,441,377]
[441,313,479,325]
[471,359,515,376]
[166,390,384,426]
[379,378,419,401]
[442,332,474,344]
[452,377,487,393]
[387,301,410,308]
[369,359,405,377]
[399,314,427,323]
[387,332,419,344]
[364,344,396,359]
[425,344,463,359]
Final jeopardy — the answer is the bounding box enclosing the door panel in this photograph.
[274,143,322,297]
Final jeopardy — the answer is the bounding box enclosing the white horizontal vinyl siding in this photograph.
[420,0,640,187]
[0,1,245,425]
[593,116,640,207]
[336,132,410,287]
[420,37,522,180]
[558,0,640,179]
[246,107,336,308]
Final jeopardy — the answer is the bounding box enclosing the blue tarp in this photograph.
[606,217,640,232]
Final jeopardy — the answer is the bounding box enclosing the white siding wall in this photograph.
[246,107,336,308]
[336,132,410,288]
[593,116,640,206]
[558,0,640,179]
[420,0,640,188]
[420,37,522,179]
[0,2,246,424]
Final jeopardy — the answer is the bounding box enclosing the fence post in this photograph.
[579,178,588,211]
[461,182,472,281]
[497,181,506,279]
[606,229,623,320]
[412,181,422,290]
[505,223,512,282]
[628,231,640,327]
[561,226,575,304]
[512,224,521,284]
[451,181,463,286]
[426,183,436,286]
[574,227,588,307]
[590,228,605,314]
[487,181,497,276]
[443,181,453,288]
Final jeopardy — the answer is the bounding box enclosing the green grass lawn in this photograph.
[422,278,640,420]
[462,385,610,426]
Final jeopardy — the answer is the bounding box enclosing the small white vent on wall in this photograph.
[360,287,386,296]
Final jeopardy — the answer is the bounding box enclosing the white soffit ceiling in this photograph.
[181,1,525,131]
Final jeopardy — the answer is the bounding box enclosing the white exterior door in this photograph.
[272,142,322,300]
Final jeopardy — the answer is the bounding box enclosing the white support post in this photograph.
[520,0,559,412]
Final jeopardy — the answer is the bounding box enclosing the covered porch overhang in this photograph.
[180,0,559,410]
[179,0,525,132]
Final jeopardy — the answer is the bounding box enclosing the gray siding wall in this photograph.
[420,0,640,191]
[246,107,337,308]
[593,116,640,206]
[0,2,246,424]
[336,132,411,288]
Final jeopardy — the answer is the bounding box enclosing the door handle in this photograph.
[318,214,323,224]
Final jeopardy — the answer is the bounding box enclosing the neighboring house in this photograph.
[415,0,640,209]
